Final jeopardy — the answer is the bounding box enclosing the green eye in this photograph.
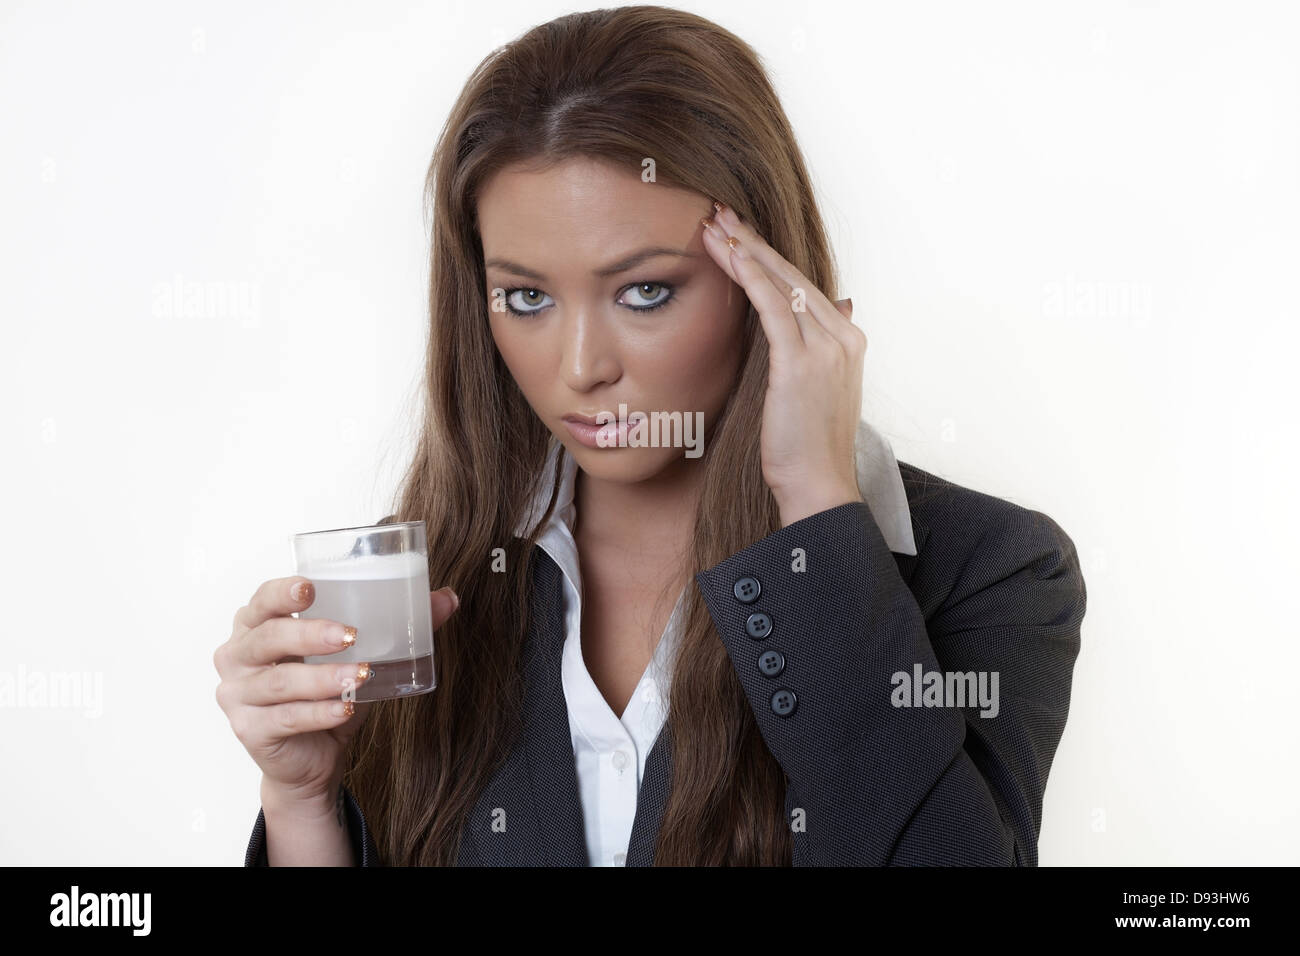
[503,288,554,315]
[618,282,674,312]
[498,281,676,318]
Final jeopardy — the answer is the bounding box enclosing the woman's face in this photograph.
[478,157,748,485]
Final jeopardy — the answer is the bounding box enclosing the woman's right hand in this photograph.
[213,575,459,808]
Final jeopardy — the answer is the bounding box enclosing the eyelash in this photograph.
[498,281,677,318]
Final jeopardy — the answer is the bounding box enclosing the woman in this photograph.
[215,5,1087,866]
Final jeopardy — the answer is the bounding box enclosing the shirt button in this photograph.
[611,750,629,772]
[613,852,626,866]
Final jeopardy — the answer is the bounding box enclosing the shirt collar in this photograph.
[514,417,918,557]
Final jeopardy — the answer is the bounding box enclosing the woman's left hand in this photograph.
[701,201,867,527]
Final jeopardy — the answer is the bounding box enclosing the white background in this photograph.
[2,0,1296,865]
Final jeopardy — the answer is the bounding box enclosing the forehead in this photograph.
[477,157,705,263]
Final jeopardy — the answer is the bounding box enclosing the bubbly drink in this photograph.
[301,549,436,702]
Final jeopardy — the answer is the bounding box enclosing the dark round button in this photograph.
[745,612,772,639]
[733,576,761,603]
[757,649,785,677]
[770,688,797,717]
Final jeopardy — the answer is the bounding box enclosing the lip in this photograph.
[561,412,628,449]
[562,413,604,426]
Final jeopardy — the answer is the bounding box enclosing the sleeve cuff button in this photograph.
[770,688,797,716]
[758,649,785,677]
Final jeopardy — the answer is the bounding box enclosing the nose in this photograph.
[559,303,622,391]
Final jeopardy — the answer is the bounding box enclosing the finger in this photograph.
[235,576,315,634]
[729,236,818,354]
[832,297,866,349]
[706,212,835,349]
[712,204,864,353]
[702,213,797,322]
[734,232,840,349]
[703,213,800,302]
[701,214,811,343]
[235,698,359,752]
[237,660,374,707]
[711,207,842,348]
[701,218,805,352]
[728,228,837,356]
[699,212,740,285]
[232,616,356,670]
[430,586,460,631]
[327,699,374,743]
[832,296,868,356]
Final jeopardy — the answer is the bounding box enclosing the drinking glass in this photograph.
[291,521,436,702]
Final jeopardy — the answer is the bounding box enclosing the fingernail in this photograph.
[333,700,354,717]
[726,235,748,258]
[700,216,714,233]
[337,662,371,684]
[291,580,313,603]
[712,200,723,213]
[340,625,357,648]
[449,589,460,611]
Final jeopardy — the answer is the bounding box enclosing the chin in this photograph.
[562,441,685,484]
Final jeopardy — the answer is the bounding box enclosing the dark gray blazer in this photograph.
[245,460,1086,866]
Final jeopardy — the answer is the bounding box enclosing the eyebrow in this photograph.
[484,246,699,281]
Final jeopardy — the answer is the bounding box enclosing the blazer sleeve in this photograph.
[694,499,1086,866]
[244,784,380,866]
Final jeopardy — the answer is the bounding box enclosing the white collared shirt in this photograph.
[514,418,917,866]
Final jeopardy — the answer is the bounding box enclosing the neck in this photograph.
[572,453,703,560]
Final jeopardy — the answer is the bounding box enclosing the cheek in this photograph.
[489,317,546,394]
[647,302,745,408]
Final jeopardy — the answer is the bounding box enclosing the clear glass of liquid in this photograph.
[291,521,436,702]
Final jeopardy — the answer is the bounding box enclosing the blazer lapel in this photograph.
[519,546,589,864]
[625,725,672,865]
[459,545,589,866]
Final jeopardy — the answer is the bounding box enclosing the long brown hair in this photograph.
[346,4,840,865]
